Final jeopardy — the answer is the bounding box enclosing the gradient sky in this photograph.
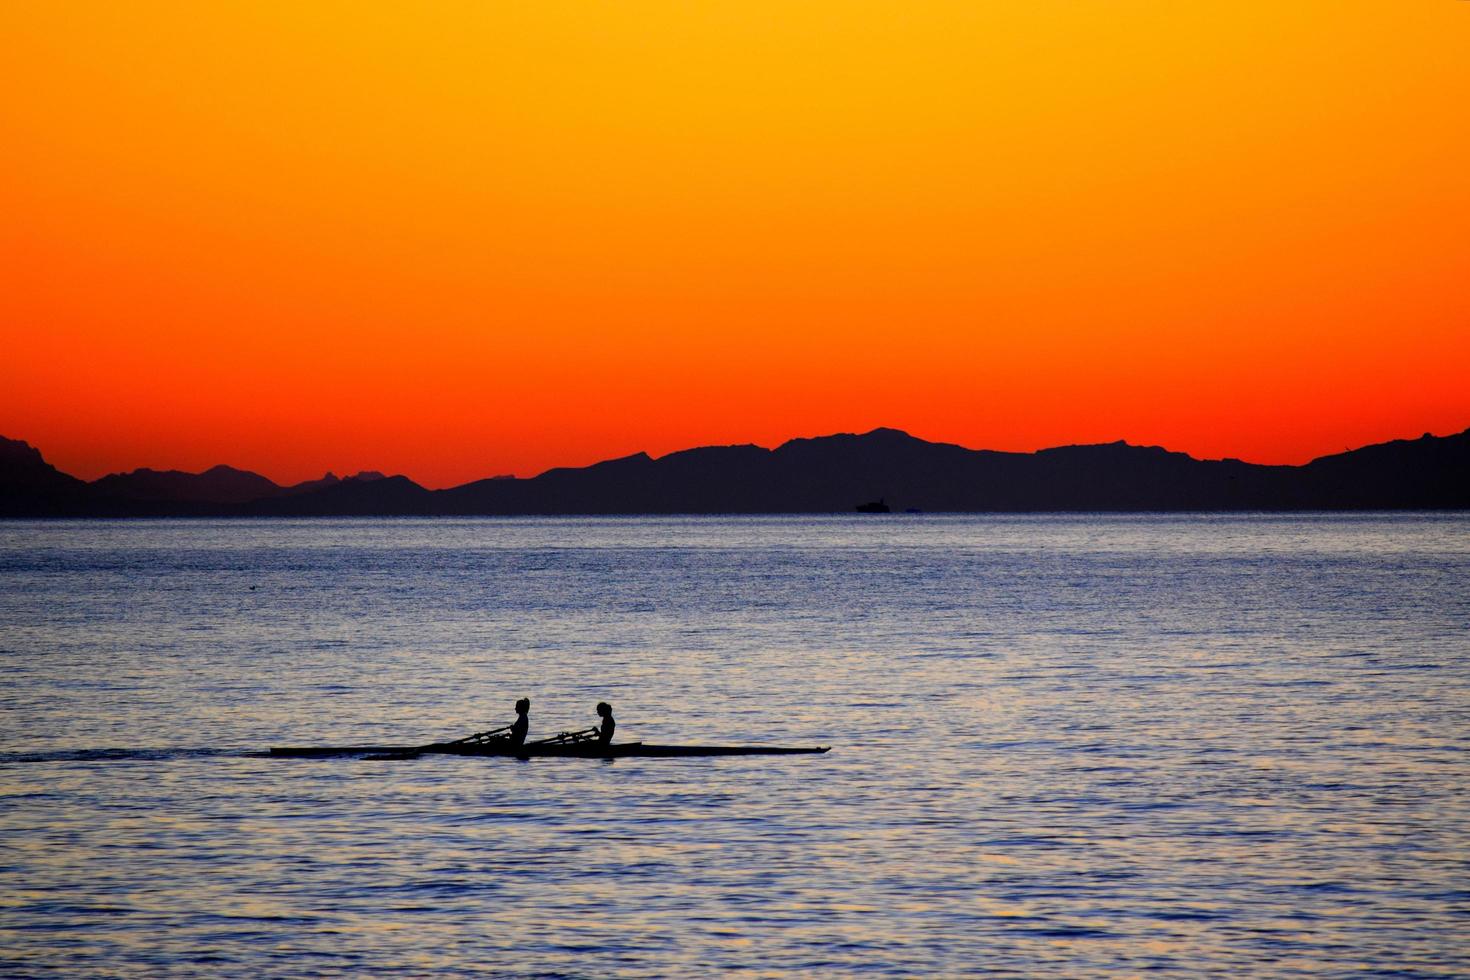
[4,2,1468,487]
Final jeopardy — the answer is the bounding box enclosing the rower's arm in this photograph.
[527,727,600,746]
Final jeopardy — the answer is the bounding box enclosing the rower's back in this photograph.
[596,701,615,744]
[510,697,530,747]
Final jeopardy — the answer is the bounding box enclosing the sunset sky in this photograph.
[4,2,1468,488]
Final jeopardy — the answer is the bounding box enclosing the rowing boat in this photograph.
[268,742,830,760]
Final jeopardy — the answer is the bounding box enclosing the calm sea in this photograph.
[2,515,1468,977]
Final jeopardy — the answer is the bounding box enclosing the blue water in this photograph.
[2,515,1468,977]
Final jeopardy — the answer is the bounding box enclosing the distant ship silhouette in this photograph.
[855,497,891,513]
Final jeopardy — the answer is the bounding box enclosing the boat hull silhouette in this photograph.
[268,742,830,759]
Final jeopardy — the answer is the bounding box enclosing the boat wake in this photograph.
[0,747,246,765]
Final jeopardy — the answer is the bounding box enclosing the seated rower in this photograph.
[534,703,615,746]
[595,701,615,745]
[438,696,531,750]
[509,697,530,747]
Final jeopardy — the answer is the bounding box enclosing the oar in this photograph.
[364,725,516,760]
[526,727,600,746]
[437,725,513,747]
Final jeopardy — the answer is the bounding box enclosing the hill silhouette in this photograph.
[2,427,1467,517]
[92,465,287,505]
[0,437,94,517]
[80,464,392,510]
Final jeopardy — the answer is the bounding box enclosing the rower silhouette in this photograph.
[596,701,615,745]
[421,696,532,753]
[509,697,530,747]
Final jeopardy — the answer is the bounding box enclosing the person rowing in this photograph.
[431,696,530,751]
[535,702,616,746]
[508,697,530,747]
[595,701,615,744]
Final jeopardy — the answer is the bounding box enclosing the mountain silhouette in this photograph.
[80,466,393,508]
[0,437,93,517]
[2,426,1467,517]
[247,474,435,516]
[93,465,284,505]
[426,428,1466,514]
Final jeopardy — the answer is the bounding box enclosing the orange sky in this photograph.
[4,2,1468,488]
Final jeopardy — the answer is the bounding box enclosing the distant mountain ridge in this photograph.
[92,465,289,504]
[87,465,384,504]
[2,427,1467,517]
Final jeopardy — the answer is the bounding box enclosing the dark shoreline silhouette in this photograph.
[3,426,1468,517]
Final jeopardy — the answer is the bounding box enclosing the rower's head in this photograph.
[595,701,612,718]
[515,697,530,714]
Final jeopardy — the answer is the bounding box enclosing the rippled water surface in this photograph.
[2,515,1468,977]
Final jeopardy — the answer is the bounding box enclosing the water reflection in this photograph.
[1,515,1468,975]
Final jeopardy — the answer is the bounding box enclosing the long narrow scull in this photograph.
[268,742,830,760]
